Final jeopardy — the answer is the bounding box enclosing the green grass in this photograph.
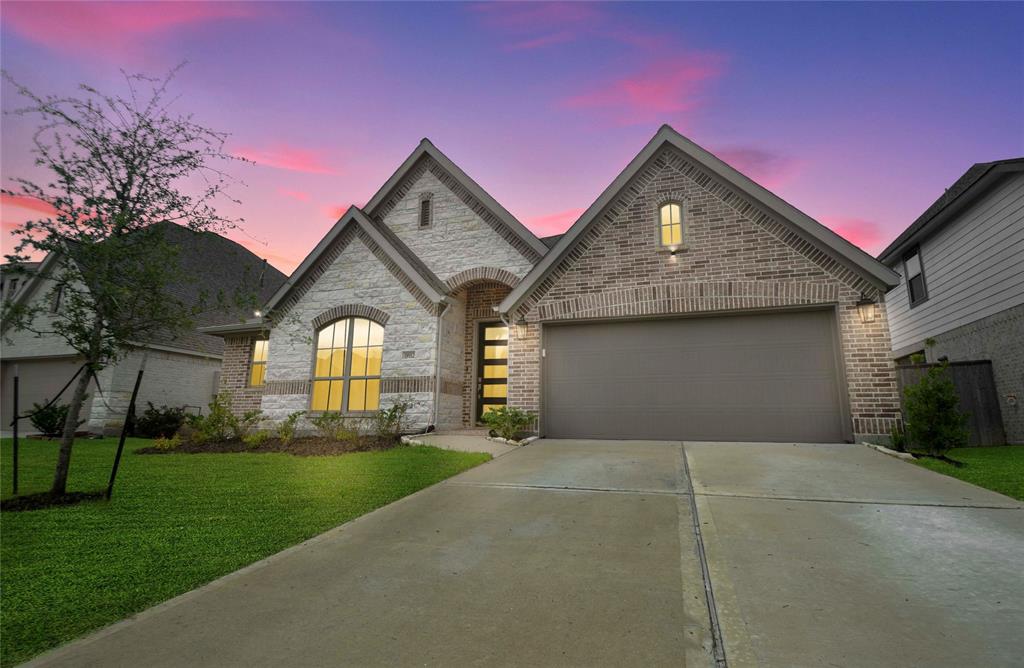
[0,438,490,667]
[913,446,1024,501]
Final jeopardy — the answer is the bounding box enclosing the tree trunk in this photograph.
[50,318,105,497]
[49,364,93,496]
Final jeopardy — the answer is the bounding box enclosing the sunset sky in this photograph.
[1,1,1021,273]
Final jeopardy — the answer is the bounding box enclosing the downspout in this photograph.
[431,298,452,430]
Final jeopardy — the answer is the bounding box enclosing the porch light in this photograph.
[254,310,263,318]
[856,296,876,324]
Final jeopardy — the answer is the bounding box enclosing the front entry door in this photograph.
[476,322,509,423]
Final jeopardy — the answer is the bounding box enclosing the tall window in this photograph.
[249,339,268,386]
[50,285,64,313]
[903,248,928,306]
[659,202,682,247]
[419,196,432,228]
[312,317,384,412]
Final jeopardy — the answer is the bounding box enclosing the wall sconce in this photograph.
[253,310,263,318]
[856,296,877,324]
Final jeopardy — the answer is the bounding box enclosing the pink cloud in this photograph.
[469,2,601,50]
[508,31,577,51]
[233,145,340,175]
[714,147,801,189]
[0,2,261,59]
[277,188,311,202]
[0,193,59,217]
[526,208,586,236]
[560,53,726,126]
[322,204,352,221]
[820,216,885,253]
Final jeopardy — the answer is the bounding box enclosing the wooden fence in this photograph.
[896,360,1006,446]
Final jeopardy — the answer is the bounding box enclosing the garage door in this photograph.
[543,309,846,442]
[1,358,94,431]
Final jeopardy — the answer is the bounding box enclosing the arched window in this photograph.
[311,317,384,412]
[658,202,683,247]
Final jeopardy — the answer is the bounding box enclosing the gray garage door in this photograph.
[543,309,846,442]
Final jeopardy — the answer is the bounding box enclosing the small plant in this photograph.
[373,402,409,440]
[152,434,182,451]
[277,410,305,445]
[889,424,908,452]
[309,412,355,442]
[243,431,270,449]
[231,409,264,440]
[481,406,535,442]
[134,402,187,438]
[29,399,85,437]
[903,361,969,456]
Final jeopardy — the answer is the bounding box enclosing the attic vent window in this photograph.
[419,195,433,228]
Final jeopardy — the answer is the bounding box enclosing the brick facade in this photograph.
[507,146,902,441]
[219,336,264,415]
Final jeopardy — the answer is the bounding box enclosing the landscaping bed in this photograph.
[136,434,399,456]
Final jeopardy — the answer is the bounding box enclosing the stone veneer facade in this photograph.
[507,146,902,441]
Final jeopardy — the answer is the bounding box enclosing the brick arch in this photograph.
[445,267,520,292]
[311,304,390,330]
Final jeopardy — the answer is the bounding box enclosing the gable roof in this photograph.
[262,206,448,315]
[4,222,287,355]
[498,125,900,315]
[364,138,549,259]
[877,157,1024,265]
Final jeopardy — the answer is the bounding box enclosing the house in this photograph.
[878,158,1024,444]
[206,125,903,444]
[0,224,286,434]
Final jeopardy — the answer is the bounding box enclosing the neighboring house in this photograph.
[0,223,286,434]
[878,158,1024,444]
[207,125,903,444]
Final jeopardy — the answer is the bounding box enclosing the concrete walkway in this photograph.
[25,440,714,667]
[23,440,1024,667]
[411,432,518,458]
[685,442,1023,668]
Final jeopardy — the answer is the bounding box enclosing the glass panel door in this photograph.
[477,323,509,422]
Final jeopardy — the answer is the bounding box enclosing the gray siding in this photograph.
[886,173,1024,353]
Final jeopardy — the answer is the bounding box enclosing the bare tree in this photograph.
[2,66,247,496]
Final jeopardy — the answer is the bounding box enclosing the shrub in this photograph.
[134,402,187,438]
[277,411,304,445]
[481,406,535,442]
[152,434,182,451]
[372,402,409,440]
[231,409,263,440]
[180,393,235,444]
[29,399,85,437]
[903,361,969,456]
[243,431,270,449]
[889,424,908,452]
[309,412,355,442]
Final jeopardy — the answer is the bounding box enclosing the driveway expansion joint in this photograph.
[444,480,692,496]
[692,490,1022,510]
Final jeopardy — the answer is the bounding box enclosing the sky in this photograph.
[1,1,1022,274]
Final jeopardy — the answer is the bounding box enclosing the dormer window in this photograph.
[419,194,433,228]
[659,202,683,247]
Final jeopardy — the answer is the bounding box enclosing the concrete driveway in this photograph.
[24,440,1024,667]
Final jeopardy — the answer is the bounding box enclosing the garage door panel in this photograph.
[543,310,846,442]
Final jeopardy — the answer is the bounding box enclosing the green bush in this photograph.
[889,424,908,452]
[243,431,270,449]
[309,412,355,442]
[152,434,182,451]
[903,361,969,456]
[231,409,263,440]
[29,399,85,437]
[481,406,535,442]
[372,402,409,440]
[277,411,304,445]
[133,402,187,438]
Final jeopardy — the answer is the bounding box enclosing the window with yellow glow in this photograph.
[249,339,268,387]
[310,317,384,412]
[659,202,683,247]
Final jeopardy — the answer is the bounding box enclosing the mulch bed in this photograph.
[2,491,107,512]
[135,435,401,457]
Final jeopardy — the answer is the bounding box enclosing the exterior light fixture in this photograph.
[856,296,876,324]
[254,310,263,318]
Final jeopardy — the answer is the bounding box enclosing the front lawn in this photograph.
[913,446,1024,501]
[0,438,490,667]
